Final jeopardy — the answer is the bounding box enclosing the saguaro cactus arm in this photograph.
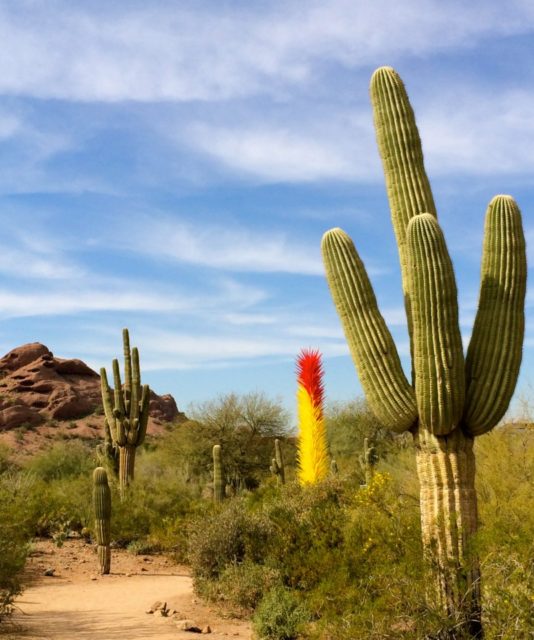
[321,228,417,433]
[370,66,437,357]
[464,195,527,435]
[406,214,465,435]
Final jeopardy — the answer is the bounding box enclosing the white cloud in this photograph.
[421,89,534,176]
[0,272,268,320]
[223,313,278,326]
[114,215,325,275]
[0,248,84,280]
[127,329,350,370]
[0,1,533,102]
[0,289,187,319]
[189,124,361,183]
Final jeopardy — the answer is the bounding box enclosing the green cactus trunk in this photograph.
[100,329,150,495]
[212,444,225,503]
[119,444,136,489]
[93,467,111,575]
[322,66,526,638]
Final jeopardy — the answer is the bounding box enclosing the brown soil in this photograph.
[4,539,252,639]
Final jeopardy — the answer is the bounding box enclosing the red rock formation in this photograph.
[0,343,185,432]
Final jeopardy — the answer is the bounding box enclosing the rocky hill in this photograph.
[0,342,186,451]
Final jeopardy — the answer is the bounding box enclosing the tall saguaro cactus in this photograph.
[93,467,112,575]
[100,329,150,493]
[321,67,526,637]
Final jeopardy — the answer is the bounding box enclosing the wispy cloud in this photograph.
[0,272,268,320]
[0,222,86,280]
[188,123,362,183]
[0,2,533,102]
[122,328,350,370]
[108,214,325,275]
[421,89,534,176]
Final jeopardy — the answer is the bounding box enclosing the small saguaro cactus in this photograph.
[363,437,377,485]
[321,67,526,637]
[100,328,150,493]
[93,467,111,575]
[212,444,225,503]
[269,438,286,485]
[330,458,339,476]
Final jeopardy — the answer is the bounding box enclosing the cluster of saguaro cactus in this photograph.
[321,66,526,637]
[100,329,150,493]
[212,444,225,503]
[269,438,286,484]
[93,467,112,574]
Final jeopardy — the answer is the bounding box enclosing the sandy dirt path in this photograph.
[5,539,253,640]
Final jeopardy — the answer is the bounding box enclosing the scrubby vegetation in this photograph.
[0,395,532,638]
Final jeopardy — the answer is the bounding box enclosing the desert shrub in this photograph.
[0,471,36,620]
[20,442,95,539]
[253,585,310,640]
[203,561,280,614]
[24,440,95,481]
[107,448,203,555]
[188,473,442,638]
[257,479,350,592]
[32,474,94,540]
[475,426,534,637]
[188,498,272,586]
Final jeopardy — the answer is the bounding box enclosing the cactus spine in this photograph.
[93,467,111,575]
[270,438,286,484]
[100,328,150,493]
[321,66,526,637]
[212,444,225,503]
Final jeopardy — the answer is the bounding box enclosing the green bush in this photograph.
[188,499,272,584]
[253,585,310,640]
[203,561,280,614]
[0,471,36,620]
[475,427,534,637]
[187,474,440,638]
[24,440,95,481]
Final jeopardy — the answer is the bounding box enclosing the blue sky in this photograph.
[0,1,533,422]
